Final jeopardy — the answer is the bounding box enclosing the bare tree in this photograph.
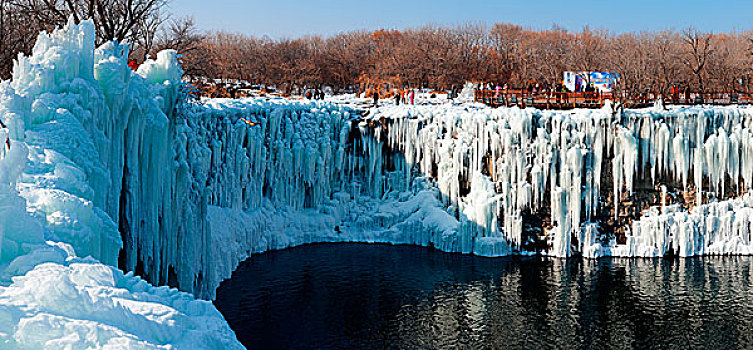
[11,0,168,50]
[681,27,714,91]
[10,8,753,96]
[607,32,653,101]
[490,23,523,85]
[156,16,201,53]
[0,0,42,79]
[570,27,610,85]
[650,30,683,93]
[528,27,573,87]
[152,16,204,74]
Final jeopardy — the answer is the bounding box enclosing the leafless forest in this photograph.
[3,0,753,94]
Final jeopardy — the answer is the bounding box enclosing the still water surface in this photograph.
[214,243,753,349]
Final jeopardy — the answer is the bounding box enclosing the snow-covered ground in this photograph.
[324,89,463,109]
[5,17,753,350]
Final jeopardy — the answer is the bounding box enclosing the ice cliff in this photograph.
[365,104,753,258]
[188,100,753,300]
[0,19,241,348]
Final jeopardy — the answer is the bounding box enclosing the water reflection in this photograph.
[214,244,753,349]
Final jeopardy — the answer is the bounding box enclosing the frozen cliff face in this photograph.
[174,98,753,299]
[364,104,753,258]
[3,18,183,268]
[170,97,463,298]
[0,19,241,348]
[365,105,611,257]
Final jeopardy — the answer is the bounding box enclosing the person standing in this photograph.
[395,89,401,105]
[128,59,139,71]
[410,89,415,105]
[374,89,380,107]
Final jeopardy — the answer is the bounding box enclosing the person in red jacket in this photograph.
[128,59,139,71]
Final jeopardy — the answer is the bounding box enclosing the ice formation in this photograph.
[362,104,753,259]
[195,98,753,301]
[0,19,241,348]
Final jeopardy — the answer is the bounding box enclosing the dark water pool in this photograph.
[213,243,753,349]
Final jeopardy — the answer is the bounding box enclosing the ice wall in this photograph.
[365,104,753,258]
[608,196,753,257]
[366,104,613,257]
[180,99,753,299]
[172,98,462,298]
[0,19,242,348]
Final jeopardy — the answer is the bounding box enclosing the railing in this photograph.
[663,91,753,105]
[474,89,753,109]
[474,89,612,109]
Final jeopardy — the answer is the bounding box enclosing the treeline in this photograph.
[3,0,753,96]
[185,24,753,95]
[0,0,172,80]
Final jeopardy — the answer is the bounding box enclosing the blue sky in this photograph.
[169,0,753,38]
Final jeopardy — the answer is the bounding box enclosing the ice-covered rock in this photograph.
[0,19,241,348]
[0,259,241,349]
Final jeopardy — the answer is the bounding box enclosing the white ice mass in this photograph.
[0,19,241,348]
[5,18,753,349]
